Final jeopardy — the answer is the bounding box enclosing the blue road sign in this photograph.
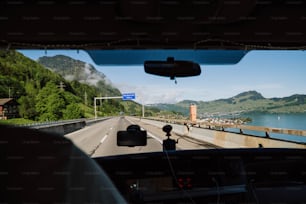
[122,93,136,100]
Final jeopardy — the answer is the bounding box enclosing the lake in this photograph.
[228,112,306,143]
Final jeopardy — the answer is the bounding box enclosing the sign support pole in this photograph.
[94,96,130,119]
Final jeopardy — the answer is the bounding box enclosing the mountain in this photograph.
[37,55,120,96]
[152,91,306,116]
[36,54,172,118]
[0,50,140,121]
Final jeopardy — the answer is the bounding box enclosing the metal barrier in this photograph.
[144,117,306,141]
[136,117,306,148]
[17,117,110,135]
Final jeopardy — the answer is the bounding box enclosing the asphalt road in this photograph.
[65,116,163,157]
[65,116,214,158]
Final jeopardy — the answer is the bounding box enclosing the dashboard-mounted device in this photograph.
[117,125,147,147]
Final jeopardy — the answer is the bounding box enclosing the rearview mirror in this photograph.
[144,57,201,80]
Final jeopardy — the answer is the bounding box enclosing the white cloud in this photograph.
[115,83,187,104]
[113,80,297,104]
[114,82,239,104]
[64,74,74,81]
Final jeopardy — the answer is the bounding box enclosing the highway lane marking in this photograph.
[64,126,90,136]
[125,117,163,144]
[146,131,163,144]
[140,128,184,149]
[100,134,108,144]
[65,122,114,137]
[90,134,109,157]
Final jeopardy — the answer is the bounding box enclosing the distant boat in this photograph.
[278,116,281,120]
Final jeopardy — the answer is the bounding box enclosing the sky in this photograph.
[18,49,306,105]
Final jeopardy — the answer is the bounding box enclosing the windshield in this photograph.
[1,49,306,157]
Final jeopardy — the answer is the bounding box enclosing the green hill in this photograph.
[37,54,173,117]
[152,91,306,117]
[37,55,120,97]
[0,50,132,121]
[0,50,171,123]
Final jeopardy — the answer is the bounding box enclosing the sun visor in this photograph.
[87,50,248,66]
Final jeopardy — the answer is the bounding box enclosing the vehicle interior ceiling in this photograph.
[2,1,306,204]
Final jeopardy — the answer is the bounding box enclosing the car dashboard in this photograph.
[94,148,306,204]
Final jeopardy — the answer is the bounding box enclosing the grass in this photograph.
[79,103,109,118]
[79,103,96,118]
[0,118,35,125]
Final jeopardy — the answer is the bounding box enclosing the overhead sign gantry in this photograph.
[94,93,136,119]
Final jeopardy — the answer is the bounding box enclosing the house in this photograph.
[0,98,19,120]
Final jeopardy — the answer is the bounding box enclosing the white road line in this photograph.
[125,117,138,125]
[64,126,89,136]
[147,131,163,144]
[126,117,163,144]
[100,134,108,144]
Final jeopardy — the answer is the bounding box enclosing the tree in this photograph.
[18,96,37,120]
[63,103,83,119]
[36,82,66,121]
